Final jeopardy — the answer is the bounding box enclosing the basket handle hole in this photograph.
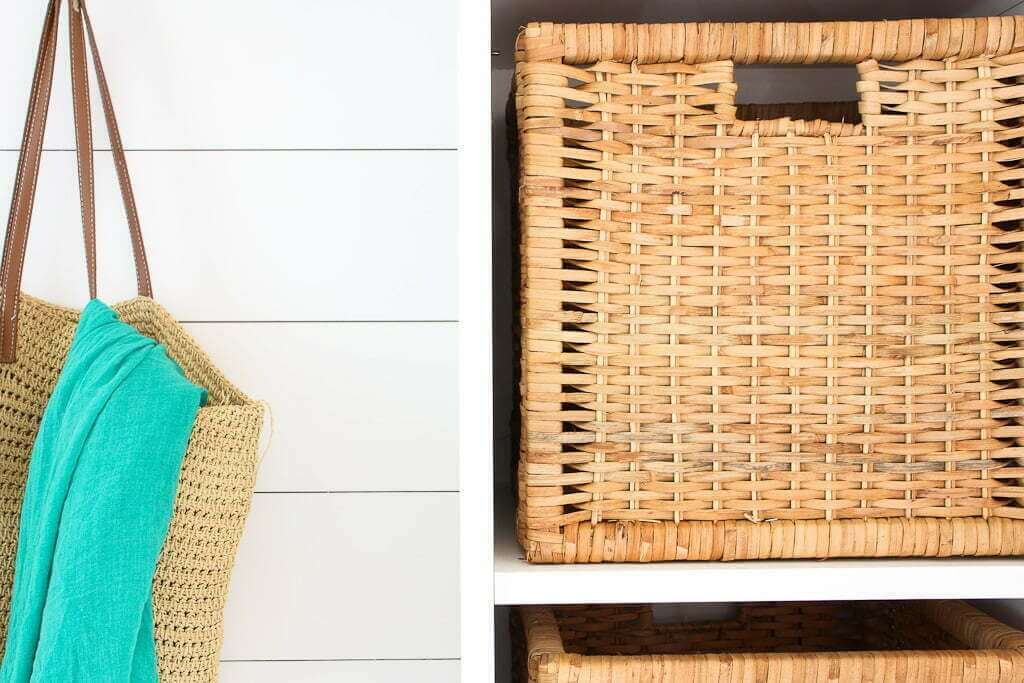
[734,64,861,124]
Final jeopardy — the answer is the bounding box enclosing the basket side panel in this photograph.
[515,24,574,561]
[917,600,1024,651]
[855,53,1024,525]
[519,650,1024,682]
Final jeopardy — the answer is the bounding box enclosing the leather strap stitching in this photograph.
[82,2,152,298]
[70,2,96,298]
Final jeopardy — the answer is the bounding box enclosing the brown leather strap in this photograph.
[0,0,153,363]
[0,0,62,363]
[69,0,96,299]
[81,1,152,299]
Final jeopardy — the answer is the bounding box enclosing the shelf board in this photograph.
[495,521,1024,606]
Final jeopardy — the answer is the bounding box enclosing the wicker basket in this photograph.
[514,601,1024,682]
[514,18,1024,562]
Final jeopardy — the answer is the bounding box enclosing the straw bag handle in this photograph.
[520,18,1024,65]
[0,0,153,363]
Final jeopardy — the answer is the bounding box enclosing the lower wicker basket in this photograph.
[514,602,1024,682]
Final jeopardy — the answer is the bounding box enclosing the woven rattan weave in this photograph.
[514,601,1024,682]
[515,19,1024,562]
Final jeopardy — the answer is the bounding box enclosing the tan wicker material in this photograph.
[0,295,262,682]
[526,19,1024,65]
[515,19,1024,562]
[514,602,1024,682]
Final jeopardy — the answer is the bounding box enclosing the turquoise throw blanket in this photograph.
[0,300,205,682]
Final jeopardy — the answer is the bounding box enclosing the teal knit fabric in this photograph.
[0,300,205,682]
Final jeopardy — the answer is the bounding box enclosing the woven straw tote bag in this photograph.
[0,1,263,679]
[515,18,1024,563]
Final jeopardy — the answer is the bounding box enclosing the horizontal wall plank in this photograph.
[220,660,459,682]
[184,322,457,492]
[0,151,456,321]
[222,493,459,661]
[0,1,455,149]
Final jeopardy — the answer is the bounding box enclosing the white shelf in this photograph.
[496,521,1024,606]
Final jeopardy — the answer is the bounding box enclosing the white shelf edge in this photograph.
[458,0,494,681]
[495,520,1024,606]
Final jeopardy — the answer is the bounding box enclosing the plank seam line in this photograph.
[1,147,458,153]
[221,658,461,663]
[253,490,459,495]
[180,320,458,324]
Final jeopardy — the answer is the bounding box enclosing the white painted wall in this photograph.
[0,1,459,680]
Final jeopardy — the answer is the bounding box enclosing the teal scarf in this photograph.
[0,300,205,682]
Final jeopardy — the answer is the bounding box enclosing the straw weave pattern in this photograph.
[514,602,1024,682]
[0,295,261,681]
[516,20,1024,562]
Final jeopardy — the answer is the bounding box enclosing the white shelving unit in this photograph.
[459,0,1024,681]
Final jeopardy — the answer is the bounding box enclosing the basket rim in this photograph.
[515,18,1024,65]
[519,517,1024,564]
[520,601,1024,662]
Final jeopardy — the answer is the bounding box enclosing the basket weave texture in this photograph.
[0,295,262,682]
[516,19,1024,562]
[514,601,1024,682]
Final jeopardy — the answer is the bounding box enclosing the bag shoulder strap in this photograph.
[69,0,95,299]
[81,2,152,298]
[0,0,153,363]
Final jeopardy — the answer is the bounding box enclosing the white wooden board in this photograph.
[0,150,456,321]
[0,1,456,149]
[219,660,459,682]
[222,493,459,661]
[184,322,457,492]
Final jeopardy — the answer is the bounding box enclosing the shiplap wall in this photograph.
[0,1,458,680]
